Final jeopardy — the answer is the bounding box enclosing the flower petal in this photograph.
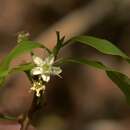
[31,67,43,75]
[52,66,62,75]
[41,74,50,82]
[44,54,54,65]
[32,55,44,66]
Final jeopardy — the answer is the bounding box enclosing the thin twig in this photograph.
[19,114,30,130]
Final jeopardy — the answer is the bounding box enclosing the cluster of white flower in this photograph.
[30,54,62,97]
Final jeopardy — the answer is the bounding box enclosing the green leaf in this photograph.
[1,40,42,68]
[0,78,5,85]
[56,58,111,71]
[0,63,34,86]
[64,36,129,59]
[10,63,34,73]
[0,39,42,86]
[0,114,17,120]
[57,58,130,104]
[107,71,130,104]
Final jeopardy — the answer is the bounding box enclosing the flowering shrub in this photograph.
[0,32,130,130]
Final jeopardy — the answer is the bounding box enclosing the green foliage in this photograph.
[75,36,129,58]
[57,57,130,104]
[56,58,110,70]
[11,63,34,73]
[107,71,130,104]
[1,32,130,121]
[0,36,43,86]
[70,36,130,104]
[0,114,17,121]
[62,35,130,104]
[64,36,129,59]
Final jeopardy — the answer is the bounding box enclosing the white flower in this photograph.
[31,54,62,82]
[30,81,45,97]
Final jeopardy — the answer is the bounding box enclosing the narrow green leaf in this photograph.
[1,40,41,69]
[75,36,129,58]
[107,71,130,104]
[64,36,129,59]
[57,58,130,104]
[10,63,34,73]
[0,40,42,86]
[56,58,111,71]
[0,114,17,120]
[0,63,34,86]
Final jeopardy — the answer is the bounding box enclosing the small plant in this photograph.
[0,31,130,130]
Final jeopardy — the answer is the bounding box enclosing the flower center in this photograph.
[42,64,52,73]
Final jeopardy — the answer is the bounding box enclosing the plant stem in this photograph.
[19,114,30,130]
